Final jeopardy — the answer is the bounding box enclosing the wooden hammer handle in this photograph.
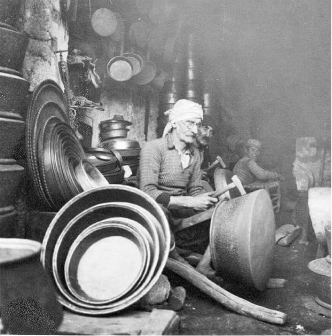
[211,183,234,198]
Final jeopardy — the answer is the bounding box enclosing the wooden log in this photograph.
[166,258,287,325]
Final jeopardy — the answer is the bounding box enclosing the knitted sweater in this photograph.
[233,156,279,185]
[138,135,203,207]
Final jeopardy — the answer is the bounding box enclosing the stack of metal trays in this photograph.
[41,185,171,315]
[26,80,109,211]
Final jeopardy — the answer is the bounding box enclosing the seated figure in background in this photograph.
[194,124,214,192]
[233,139,284,185]
[233,139,284,212]
[138,99,218,260]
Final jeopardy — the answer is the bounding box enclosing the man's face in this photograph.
[173,118,202,145]
[196,126,214,147]
[247,146,260,160]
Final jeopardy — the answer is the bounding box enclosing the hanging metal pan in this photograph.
[132,48,156,86]
[91,8,118,37]
[122,52,143,76]
[107,56,133,82]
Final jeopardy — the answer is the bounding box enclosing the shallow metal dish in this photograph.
[41,185,170,315]
[64,219,149,305]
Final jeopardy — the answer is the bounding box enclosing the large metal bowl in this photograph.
[210,189,275,291]
[64,219,150,305]
[51,201,162,309]
[41,185,170,315]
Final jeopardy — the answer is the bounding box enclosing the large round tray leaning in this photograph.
[210,189,275,291]
[41,185,170,315]
[51,201,162,309]
[64,218,151,305]
[26,80,68,210]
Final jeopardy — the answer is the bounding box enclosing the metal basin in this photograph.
[51,201,162,310]
[41,185,170,315]
[210,189,275,290]
[64,219,150,305]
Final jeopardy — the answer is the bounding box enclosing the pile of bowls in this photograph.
[25,80,109,211]
[99,115,132,141]
[0,16,29,237]
[41,185,171,315]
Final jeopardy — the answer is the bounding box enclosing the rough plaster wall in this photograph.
[192,0,330,166]
[19,0,68,91]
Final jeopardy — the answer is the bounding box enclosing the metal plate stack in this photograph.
[41,185,171,315]
[0,19,29,237]
[25,80,109,211]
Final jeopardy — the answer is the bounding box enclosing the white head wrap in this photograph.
[162,99,203,137]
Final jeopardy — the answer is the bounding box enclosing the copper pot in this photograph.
[99,116,132,131]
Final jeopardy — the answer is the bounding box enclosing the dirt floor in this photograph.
[165,212,331,335]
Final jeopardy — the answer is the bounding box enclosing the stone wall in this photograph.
[19,0,68,91]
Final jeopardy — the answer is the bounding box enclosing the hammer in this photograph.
[206,155,227,171]
[211,175,246,198]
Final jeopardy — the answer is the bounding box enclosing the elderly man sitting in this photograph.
[138,99,218,263]
[233,139,284,211]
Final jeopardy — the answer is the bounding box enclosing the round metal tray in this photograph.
[26,80,68,210]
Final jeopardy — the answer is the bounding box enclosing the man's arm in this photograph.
[247,159,281,181]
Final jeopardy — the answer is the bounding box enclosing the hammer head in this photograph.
[231,175,246,195]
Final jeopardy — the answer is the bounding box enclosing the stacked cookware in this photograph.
[99,115,141,177]
[40,185,171,315]
[157,34,187,137]
[184,32,203,105]
[0,5,29,237]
